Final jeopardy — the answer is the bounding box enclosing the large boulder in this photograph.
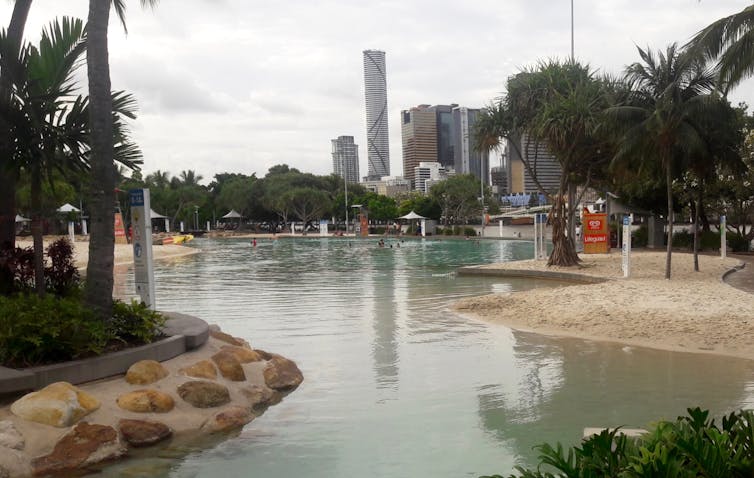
[125,360,169,385]
[177,381,230,408]
[210,329,250,348]
[263,356,304,390]
[221,345,263,363]
[118,419,173,447]
[180,359,218,379]
[211,350,246,381]
[200,406,254,433]
[116,389,175,413]
[32,422,125,476]
[10,382,100,427]
[0,421,28,478]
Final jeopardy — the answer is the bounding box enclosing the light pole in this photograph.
[344,160,349,235]
[570,0,575,61]
[193,205,199,231]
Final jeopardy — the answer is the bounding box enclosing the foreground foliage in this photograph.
[482,408,754,478]
[0,295,165,367]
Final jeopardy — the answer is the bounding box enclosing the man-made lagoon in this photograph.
[108,237,754,477]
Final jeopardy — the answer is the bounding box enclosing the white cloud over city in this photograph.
[4,0,754,183]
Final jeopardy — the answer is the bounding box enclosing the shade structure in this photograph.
[221,209,243,219]
[15,214,30,223]
[398,210,426,220]
[149,209,167,219]
[57,203,80,213]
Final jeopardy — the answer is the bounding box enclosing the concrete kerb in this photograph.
[457,265,608,284]
[721,260,746,283]
[0,313,209,395]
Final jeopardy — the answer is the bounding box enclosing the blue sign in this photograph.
[129,189,144,207]
[623,215,629,226]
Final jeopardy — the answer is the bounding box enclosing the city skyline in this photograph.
[2,1,753,184]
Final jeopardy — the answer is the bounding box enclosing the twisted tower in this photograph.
[363,50,390,179]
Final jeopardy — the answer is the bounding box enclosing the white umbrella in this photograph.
[57,203,80,213]
[221,209,242,219]
[149,209,167,219]
[15,214,30,222]
[398,210,426,220]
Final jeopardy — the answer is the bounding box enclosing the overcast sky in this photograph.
[3,1,754,184]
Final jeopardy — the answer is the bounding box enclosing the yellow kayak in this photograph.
[172,234,194,244]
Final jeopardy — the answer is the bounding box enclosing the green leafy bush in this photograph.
[672,230,693,249]
[108,299,166,346]
[481,407,754,478]
[0,294,106,367]
[632,225,648,248]
[464,227,477,237]
[0,296,166,367]
[45,238,80,296]
[728,232,751,252]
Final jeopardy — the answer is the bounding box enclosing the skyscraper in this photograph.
[401,105,437,188]
[331,136,360,183]
[452,106,489,185]
[363,50,390,180]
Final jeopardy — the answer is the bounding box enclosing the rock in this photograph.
[10,382,100,427]
[32,422,125,476]
[0,421,23,450]
[211,350,246,381]
[200,406,254,433]
[210,329,250,348]
[116,389,175,413]
[125,360,169,385]
[221,345,263,363]
[240,385,277,409]
[180,359,218,379]
[263,356,304,390]
[177,381,230,408]
[118,419,173,447]
[0,449,30,478]
[252,348,274,361]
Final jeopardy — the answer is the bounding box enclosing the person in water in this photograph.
[252,238,257,247]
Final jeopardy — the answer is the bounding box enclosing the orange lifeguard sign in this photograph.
[583,213,609,254]
[114,212,127,244]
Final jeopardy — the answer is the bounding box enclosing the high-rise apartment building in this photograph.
[363,50,390,180]
[414,161,449,194]
[401,105,438,188]
[505,134,562,194]
[452,106,489,185]
[331,136,360,183]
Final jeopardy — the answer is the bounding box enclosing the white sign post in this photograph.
[622,214,632,278]
[499,219,503,238]
[319,219,328,237]
[533,216,539,259]
[539,214,546,259]
[721,215,727,259]
[129,189,156,310]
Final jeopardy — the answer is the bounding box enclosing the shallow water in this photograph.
[107,237,754,477]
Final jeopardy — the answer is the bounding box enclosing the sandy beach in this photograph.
[452,251,754,360]
[16,236,200,269]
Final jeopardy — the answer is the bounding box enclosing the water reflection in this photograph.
[106,238,754,477]
[478,332,754,468]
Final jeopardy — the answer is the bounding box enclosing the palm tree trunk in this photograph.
[84,0,115,319]
[0,0,33,295]
[30,171,44,297]
[693,188,701,272]
[665,159,673,280]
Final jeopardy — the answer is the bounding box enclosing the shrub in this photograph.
[728,232,750,252]
[632,225,648,248]
[45,238,80,296]
[463,227,476,237]
[0,246,35,293]
[672,230,693,249]
[108,299,166,346]
[0,296,166,367]
[0,294,107,367]
[482,408,754,478]
[444,227,454,236]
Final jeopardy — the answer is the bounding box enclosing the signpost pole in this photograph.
[622,214,632,278]
[721,215,727,259]
[129,189,156,310]
[533,216,539,260]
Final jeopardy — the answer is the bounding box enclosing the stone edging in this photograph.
[0,312,208,394]
[721,260,746,284]
[456,265,608,284]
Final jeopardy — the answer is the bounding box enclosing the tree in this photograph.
[0,0,32,294]
[688,4,754,92]
[492,61,615,266]
[609,44,716,279]
[397,193,441,220]
[85,0,158,318]
[429,175,481,225]
[284,187,330,232]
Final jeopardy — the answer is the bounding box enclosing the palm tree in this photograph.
[85,0,158,318]
[4,17,142,295]
[0,0,32,294]
[609,44,716,279]
[688,4,754,92]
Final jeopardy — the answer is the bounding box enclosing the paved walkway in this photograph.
[724,255,754,293]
